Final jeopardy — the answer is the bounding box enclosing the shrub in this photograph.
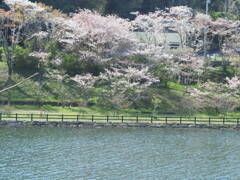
[0,47,3,61]
[151,64,172,87]
[45,40,61,60]
[13,46,39,74]
[202,65,234,83]
[61,53,104,76]
[210,11,225,20]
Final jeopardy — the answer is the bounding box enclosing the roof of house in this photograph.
[135,31,181,46]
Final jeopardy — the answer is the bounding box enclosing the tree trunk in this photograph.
[7,57,13,82]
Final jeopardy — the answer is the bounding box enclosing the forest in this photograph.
[0,0,240,19]
[0,0,239,115]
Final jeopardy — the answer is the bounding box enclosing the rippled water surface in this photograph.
[0,127,240,180]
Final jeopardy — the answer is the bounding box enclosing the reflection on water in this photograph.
[0,127,240,180]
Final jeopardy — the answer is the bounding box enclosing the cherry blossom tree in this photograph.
[132,6,197,50]
[53,9,138,64]
[1,0,46,82]
[70,67,158,108]
[226,76,240,97]
[188,77,240,114]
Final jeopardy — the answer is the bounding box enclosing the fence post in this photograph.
[15,113,18,121]
[194,117,197,125]
[77,115,79,122]
[209,117,211,125]
[62,114,64,122]
[31,114,33,122]
[237,118,239,126]
[92,115,94,122]
[223,117,225,125]
[0,113,2,121]
[107,115,109,123]
[180,117,182,124]
[122,116,124,123]
[151,116,153,123]
[165,117,168,124]
[136,116,138,123]
[46,114,48,122]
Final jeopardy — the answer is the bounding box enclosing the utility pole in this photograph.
[204,0,211,58]
[224,0,228,14]
[206,0,210,14]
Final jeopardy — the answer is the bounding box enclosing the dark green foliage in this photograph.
[0,0,236,19]
[209,11,226,20]
[105,0,144,19]
[44,40,61,62]
[61,53,104,76]
[141,0,168,13]
[30,0,108,13]
[0,47,3,61]
[13,46,39,75]
[61,53,80,76]
[0,0,229,19]
[0,0,237,20]
[203,64,235,83]
[0,1,9,10]
[151,64,173,87]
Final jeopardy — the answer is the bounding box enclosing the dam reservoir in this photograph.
[0,127,240,180]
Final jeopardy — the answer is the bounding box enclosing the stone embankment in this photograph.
[0,120,240,130]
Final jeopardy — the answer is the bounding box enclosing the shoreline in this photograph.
[1,120,240,130]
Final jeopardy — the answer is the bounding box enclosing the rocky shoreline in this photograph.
[0,120,240,130]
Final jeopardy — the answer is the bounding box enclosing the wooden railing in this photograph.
[0,113,240,125]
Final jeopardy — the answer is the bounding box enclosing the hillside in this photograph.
[0,0,239,115]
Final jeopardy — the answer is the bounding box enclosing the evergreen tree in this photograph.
[141,0,168,13]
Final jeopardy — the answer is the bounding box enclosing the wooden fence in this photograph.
[0,113,240,126]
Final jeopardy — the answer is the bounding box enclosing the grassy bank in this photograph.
[1,61,239,116]
[1,104,240,118]
[0,104,147,115]
[1,111,240,129]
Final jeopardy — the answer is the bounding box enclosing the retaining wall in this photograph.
[1,120,240,130]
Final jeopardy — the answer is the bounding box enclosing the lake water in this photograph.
[0,127,240,180]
